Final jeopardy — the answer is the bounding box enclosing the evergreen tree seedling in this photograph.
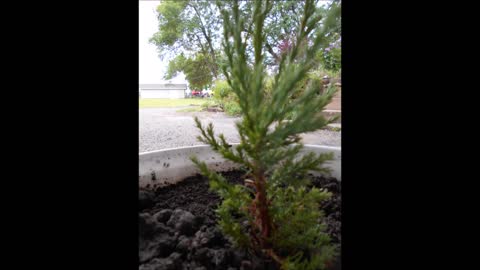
[191,1,341,269]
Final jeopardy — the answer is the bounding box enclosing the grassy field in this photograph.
[139,98,206,108]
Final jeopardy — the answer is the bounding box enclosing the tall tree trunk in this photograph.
[190,3,218,79]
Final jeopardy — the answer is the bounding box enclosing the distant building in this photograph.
[139,83,187,99]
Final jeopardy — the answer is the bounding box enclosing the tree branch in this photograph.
[190,2,219,78]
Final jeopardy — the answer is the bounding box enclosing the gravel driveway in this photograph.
[139,107,341,153]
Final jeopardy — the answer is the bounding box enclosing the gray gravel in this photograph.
[139,107,341,153]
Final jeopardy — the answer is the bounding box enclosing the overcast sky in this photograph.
[139,1,186,84]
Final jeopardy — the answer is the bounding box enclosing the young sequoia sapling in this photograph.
[191,1,341,269]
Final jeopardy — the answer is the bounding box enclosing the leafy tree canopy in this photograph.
[150,0,341,82]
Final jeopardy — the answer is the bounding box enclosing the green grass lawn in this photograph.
[139,98,205,108]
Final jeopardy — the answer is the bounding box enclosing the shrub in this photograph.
[317,32,341,73]
[223,100,242,116]
[212,79,242,116]
[212,80,233,100]
[191,1,341,269]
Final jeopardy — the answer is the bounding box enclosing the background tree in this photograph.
[183,53,214,90]
[164,53,187,80]
[150,0,222,79]
[151,0,341,82]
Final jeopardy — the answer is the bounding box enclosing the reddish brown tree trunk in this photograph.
[250,172,285,266]
[252,171,273,249]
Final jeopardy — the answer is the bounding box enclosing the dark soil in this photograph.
[139,170,341,270]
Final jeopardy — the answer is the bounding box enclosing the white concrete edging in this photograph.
[139,144,341,189]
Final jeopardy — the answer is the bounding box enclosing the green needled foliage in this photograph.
[191,1,341,269]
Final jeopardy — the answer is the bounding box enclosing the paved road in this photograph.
[139,107,341,153]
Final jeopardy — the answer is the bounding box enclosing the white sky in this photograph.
[139,1,186,84]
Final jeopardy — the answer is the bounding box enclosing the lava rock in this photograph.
[167,209,199,236]
[139,213,156,238]
[139,242,161,264]
[192,247,213,266]
[139,257,176,270]
[193,215,205,227]
[140,213,174,238]
[140,189,155,211]
[154,209,173,223]
[231,249,247,267]
[176,235,192,254]
[181,262,192,270]
[155,222,175,235]
[192,226,224,248]
[168,252,182,268]
[139,233,177,263]
[155,234,177,257]
[211,249,229,268]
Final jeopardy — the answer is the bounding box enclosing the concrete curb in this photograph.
[139,144,341,189]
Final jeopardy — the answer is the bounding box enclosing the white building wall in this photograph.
[168,89,185,98]
[141,89,185,99]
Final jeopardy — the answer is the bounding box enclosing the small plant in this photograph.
[212,80,234,101]
[191,0,341,269]
[223,100,242,116]
[211,79,243,116]
[320,44,341,73]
